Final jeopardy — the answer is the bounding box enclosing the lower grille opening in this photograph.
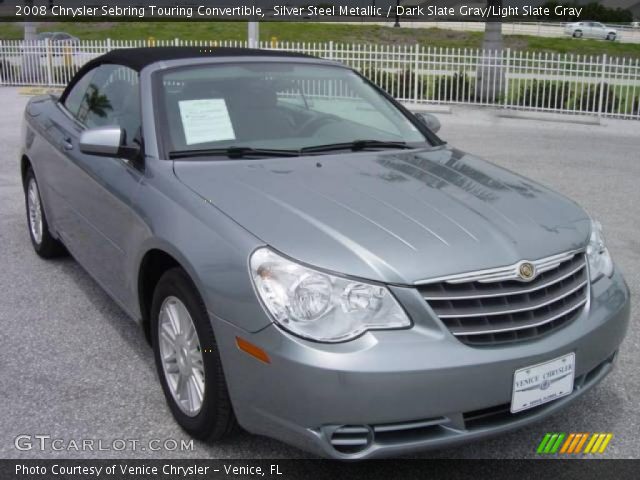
[463,353,615,430]
[373,417,448,445]
[463,403,546,429]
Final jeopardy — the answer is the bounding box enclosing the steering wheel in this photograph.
[295,115,335,136]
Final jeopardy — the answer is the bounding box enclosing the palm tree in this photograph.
[482,0,504,52]
[23,0,36,41]
[21,0,40,83]
[476,0,504,102]
[77,85,112,123]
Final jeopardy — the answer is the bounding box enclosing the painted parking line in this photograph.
[18,87,64,96]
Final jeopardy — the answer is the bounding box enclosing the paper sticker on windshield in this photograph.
[178,99,235,145]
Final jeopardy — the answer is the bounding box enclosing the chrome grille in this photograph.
[417,251,589,346]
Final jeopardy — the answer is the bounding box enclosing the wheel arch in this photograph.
[137,247,200,343]
[20,154,32,187]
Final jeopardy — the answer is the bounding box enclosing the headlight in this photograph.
[250,248,411,342]
[586,219,613,282]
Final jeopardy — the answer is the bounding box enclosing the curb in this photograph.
[401,103,452,114]
[496,109,601,126]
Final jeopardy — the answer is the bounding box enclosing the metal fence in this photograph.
[1,39,639,119]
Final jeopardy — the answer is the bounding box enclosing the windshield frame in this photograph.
[152,59,444,161]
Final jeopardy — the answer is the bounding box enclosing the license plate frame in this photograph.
[511,352,575,414]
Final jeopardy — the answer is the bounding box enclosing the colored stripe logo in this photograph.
[537,433,613,454]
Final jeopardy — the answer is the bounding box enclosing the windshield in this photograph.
[156,62,431,157]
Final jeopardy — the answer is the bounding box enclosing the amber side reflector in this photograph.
[235,337,271,364]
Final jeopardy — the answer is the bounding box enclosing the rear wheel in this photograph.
[151,268,237,440]
[24,168,66,258]
[607,33,616,41]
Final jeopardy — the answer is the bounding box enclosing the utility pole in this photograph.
[394,0,400,27]
[23,22,37,41]
[248,22,259,48]
[246,0,259,48]
[23,0,36,41]
[23,0,39,83]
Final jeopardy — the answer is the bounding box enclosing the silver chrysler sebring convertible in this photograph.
[21,47,630,459]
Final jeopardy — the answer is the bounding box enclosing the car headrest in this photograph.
[228,86,278,111]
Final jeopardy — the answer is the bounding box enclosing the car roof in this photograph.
[59,47,322,103]
[85,46,316,73]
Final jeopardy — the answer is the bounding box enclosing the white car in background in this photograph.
[36,32,80,46]
[565,21,618,40]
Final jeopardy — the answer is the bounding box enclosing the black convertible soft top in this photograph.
[85,46,314,72]
[60,47,316,101]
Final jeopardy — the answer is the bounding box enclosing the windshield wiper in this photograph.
[300,140,413,154]
[169,141,414,159]
[169,146,301,160]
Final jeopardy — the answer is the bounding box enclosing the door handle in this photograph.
[62,138,73,151]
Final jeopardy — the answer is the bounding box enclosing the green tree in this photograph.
[77,84,112,123]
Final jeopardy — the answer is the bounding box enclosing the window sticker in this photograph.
[178,98,235,145]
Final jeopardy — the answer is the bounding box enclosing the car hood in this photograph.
[173,147,591,285]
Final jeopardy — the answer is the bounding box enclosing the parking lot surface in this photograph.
[0,87,638,459]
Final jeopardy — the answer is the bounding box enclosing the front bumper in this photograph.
[212,268,630,459]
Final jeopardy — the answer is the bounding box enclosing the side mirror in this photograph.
[414,112,441,133]
[79,126,140,161]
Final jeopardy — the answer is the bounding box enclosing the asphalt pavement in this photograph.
[0,87,638,459]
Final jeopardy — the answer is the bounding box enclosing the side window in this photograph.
[76,64,141,146]
[63,69,95,117]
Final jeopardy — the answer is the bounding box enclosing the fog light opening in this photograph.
[329,425,373,454]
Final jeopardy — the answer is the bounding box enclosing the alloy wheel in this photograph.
[158,296,206,417]
[27,178,43,244]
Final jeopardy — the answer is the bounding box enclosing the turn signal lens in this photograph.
[235,337,270,364]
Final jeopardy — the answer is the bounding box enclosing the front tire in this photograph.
[607,33,616,41]
[573,30,582,38]
[24,168,66,258]
[151,267,237,440]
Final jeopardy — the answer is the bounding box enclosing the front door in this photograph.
[48,64,144,307]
